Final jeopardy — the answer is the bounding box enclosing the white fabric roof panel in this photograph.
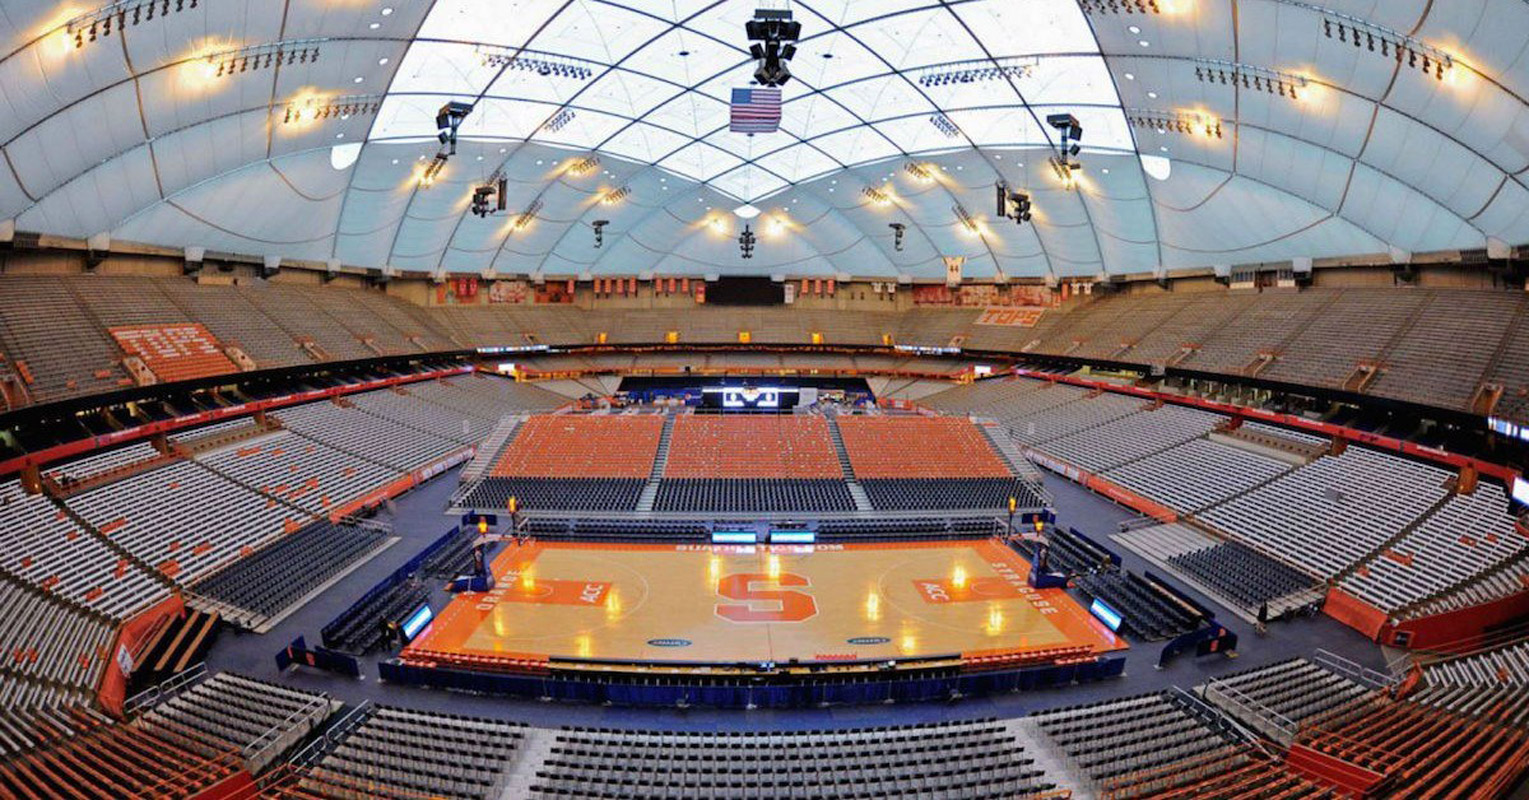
[0,0,1525,279]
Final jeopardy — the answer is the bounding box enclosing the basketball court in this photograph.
[404,539,1126,671]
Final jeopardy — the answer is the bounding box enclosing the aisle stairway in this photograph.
[635,414,675,513]
[824,414,874,512]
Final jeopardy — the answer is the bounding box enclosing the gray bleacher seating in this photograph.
[140,671,340,773]
[195,430,400,517]
[306,706,525,800]
[190,520,390,627]
[653,479,856,512]
[1102,438,1292,514]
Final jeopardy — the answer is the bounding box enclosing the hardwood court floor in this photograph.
[405,539,1126,668]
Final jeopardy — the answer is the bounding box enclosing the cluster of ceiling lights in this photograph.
[543,109,577,133]
[511,199,544,232]
[1127,109,1222,139]
[861,185,894,207]
[563,156,602,177]
[1193,60,1307,100]
[478,48,595,81]
[928,114,961,138]
[1079,0,1166,14]
[600,186,631,206]
[917,57,1037,88]
[952,204,982,237]
[279,94,382,125]
[203,40,322,79]
[66,0,198,49]
[1322,15,1452,81]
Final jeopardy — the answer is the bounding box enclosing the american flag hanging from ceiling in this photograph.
[730,87,782,134]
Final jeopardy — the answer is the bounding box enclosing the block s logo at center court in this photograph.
[715,573,818,623]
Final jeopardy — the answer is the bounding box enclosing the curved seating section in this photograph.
[491,415,664,479]
[664,415,841,479]
[274,401,461,474]
[1007,392,1148,447]
[0,705,245,799]
[1039,404,1221,473]
[1423,640,1529,689]
[531,720,1056,800]
[66,456,306,583]
[0,478,168,618]
[836,416,1010,479]
[1102,438,1292,515]
[0,573,115,707]
[189,521,390,627]
[1199,448,1452,579]
[296,705,526,800]
[140,672,339,773]
[1028,692,1242,789]
[1340,482,1527,614]
[196,430,400,518]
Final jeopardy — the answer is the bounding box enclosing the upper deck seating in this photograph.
[836,416,1010,478]
[1039,405,1221,472]
[664,415,841,478]
[491,415,664,478]
[1102,438,1292,514]
[109,323,238,383]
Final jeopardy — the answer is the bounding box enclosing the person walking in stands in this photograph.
[1256,601,1269,635]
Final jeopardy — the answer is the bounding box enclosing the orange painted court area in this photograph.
[404,539,1126,670]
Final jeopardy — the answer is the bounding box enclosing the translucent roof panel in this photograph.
[368,0,1124,201]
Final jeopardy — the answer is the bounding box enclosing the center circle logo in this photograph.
[647,638,693,648]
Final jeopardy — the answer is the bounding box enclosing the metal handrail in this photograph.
[123,662,207,717]
[1315,648,1397,690]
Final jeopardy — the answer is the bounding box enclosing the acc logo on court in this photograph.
[646,638,693,648]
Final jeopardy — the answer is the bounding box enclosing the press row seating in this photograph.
[491,415,664,479]
[664,415,842,478]
[522,518,711,540]
[189,520,389,625]
[1341,482,1527,613]
[859,477,1041,510]
[64,458,301,584]
[464,477,647,512]
[1168,540,1320,610]
[653,479,856,512]
[1074,572,1202,641]
[836,416,1011,478]
[0,479,168,618]
[322,579,431,655]
[140,671,339,773]
[305,705,525,800]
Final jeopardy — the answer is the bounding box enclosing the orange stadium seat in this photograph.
[491,415,664,478]
[836,416,1010,479]
[664,415,842,479]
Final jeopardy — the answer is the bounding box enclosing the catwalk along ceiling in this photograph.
[0,0,1527,280]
